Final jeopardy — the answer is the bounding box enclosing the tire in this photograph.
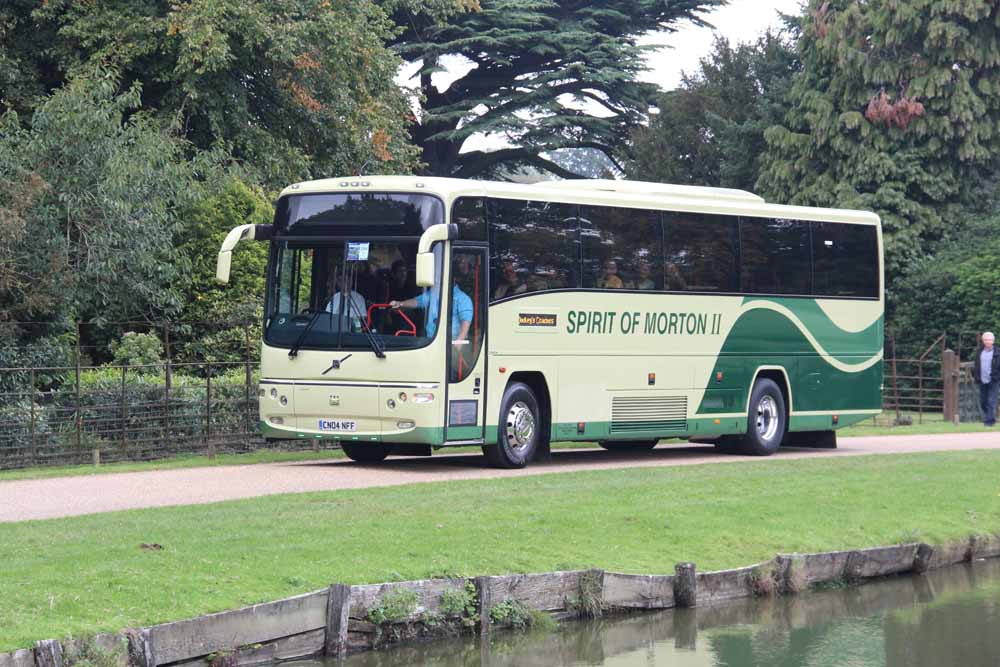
[598,440,658,452]
[341,442,390,463]
[483,382,540,468]
[738,378,786,456]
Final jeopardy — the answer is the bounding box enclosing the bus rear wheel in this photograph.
[484,382,540,468]
[598,440,658,452]
[738,378,786,456]
[341,442,390,463]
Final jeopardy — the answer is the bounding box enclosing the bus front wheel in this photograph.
[341,442,390,463]
[739,378,786,456]
[484,382,540,468]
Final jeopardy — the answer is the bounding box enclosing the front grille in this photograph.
[610,395,687,433]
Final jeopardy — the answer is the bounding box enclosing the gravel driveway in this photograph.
[3,432,999,522]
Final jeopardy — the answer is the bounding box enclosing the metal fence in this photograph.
[0,321,305,471]
[0,323,986,469]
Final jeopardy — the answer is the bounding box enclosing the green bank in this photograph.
[3,451,1000,649]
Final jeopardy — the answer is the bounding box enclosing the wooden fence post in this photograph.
[75,321,82,452]
[206,363,214,459]
[34,640,62,667]
[673,562,696,608]
[942,349,957,423]
[29,368,36,466]
[163,323,172,451]
[475,576,493,637]
[324,584,351,658]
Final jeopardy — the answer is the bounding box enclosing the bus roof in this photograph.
[280,176,881,226]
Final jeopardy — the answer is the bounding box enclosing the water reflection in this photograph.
[294,559,1000,667]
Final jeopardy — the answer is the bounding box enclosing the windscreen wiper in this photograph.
[289,266,338,358]
[288,309,324,358]
[345,267,386,359]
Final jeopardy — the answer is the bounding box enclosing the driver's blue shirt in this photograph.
[415,286,473,339]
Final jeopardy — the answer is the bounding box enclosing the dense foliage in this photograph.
[393,0,724,178]
[0,0,463,187]
[0,68,211,378]
[756,0,1000,288]
[630,33,799,191]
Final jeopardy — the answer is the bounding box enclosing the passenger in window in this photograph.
[326,272,367,330]
[527,271,551,293]
[494,260,527,299]
[354,261,380,302]
[633,260,656,290]
[665,262,688,291]
[379,259,416,333]
[597,260,624,289]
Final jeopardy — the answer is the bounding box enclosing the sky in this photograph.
[640,0,804,90]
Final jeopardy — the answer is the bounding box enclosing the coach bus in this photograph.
[216,177,883,468]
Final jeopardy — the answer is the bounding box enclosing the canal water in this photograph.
[291,559,1000,666]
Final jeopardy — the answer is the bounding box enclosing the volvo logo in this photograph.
[322,354,353,375]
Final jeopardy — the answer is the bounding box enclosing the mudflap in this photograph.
[783,430,837,449]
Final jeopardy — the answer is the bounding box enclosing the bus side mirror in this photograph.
[416,252,435,287]
[216,224,273,284]
[414,223,457,288]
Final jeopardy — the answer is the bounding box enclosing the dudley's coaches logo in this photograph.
[519,313,557,327]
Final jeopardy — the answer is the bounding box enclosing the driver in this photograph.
[390,284,472,344]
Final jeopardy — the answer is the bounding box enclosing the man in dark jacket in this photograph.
[972,331,1000,426]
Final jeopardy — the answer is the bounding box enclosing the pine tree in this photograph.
[393,0,724,178]
[630,32,799,191]
[757,0,1000,285]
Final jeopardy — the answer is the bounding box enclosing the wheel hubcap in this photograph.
[506,401,535,452]
[756,395,779,441]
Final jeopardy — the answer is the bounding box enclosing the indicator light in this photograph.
[397,420,416,429]
[270,416,284,425]
[387,399,396,409]
[648,373,655,386]
[714,419,721,424]
[279,395,288,406]
[716,371,723,382]
[414,392,435,403]
[270,388,278,398]
[832,415,839,424]
[499,367,507,373]
[399,392,408,402]
[577,422,585,434]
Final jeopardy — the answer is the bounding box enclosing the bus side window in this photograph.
[663,213,739,293]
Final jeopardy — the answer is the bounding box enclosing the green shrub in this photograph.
[111,332,164,369]
[367,588,419,625]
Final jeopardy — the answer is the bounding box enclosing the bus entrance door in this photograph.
[445,247,488,443]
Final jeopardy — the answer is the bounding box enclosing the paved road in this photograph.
[3,432,1000,522]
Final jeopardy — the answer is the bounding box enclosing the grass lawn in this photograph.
[2,450,1000,650]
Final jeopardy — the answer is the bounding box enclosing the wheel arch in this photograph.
[747,366,792,417]
[506,371,552,447]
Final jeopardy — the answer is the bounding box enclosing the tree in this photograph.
[756,0,1000,286]
[173,180,273,362]
[393,0,725,179]
[0,68,210,378]
[1,0,464,187]
[891,211,1000,346]
[629,32,799,191]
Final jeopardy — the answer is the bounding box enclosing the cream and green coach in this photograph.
[216,176,883,468]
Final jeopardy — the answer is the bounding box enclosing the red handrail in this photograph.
[367,303,417,337]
